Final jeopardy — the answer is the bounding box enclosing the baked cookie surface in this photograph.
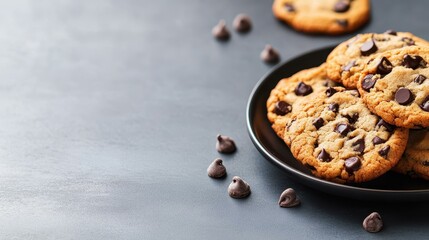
[266,64,337,140]
[326,32,429,88]
[356,46,429,128]
[272,0,370,35]
[284,88,408,183]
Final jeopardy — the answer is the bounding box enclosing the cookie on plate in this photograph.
[393,129,429,180]
[267,64,337,139]
[357,46,429,128]
[284,87,409,183]
[327,31,429,89]
[272,0,370,35]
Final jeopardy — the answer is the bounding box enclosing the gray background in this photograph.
[0,0,428,239]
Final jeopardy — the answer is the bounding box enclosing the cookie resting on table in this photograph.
[356,46,429,128]
[272,0,370,35]
[284,87,408,183]
[326,31,429,89]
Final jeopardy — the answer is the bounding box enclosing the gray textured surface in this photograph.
[0,0,429,239]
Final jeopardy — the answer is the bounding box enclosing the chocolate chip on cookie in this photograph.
[274,101,292,115]
[295,82,313,96]
[360,38,378,56]
[334,0,350,13]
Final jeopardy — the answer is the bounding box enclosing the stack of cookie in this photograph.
[267,31,429,183]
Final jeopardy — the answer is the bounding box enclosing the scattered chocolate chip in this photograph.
[378,145,390,157]
[328,103,339,112]
[212,20,230,40]
[336,19,348,28]
[318,148,331,162]
[361,74,377,91]
[345,156,361,173]
[376,57,393,75]
[274,101,292,115]
[414,74,427,84]
[344,113,359,124]
[395,87,414,105]
[260,45,280,64]
[278,188,300,208]
[402,54,426,69]
[284,3,295,12]
[207,158,227,178]
[216,134,236,153]
[334,0,350,12]
[233,14,252,33]
[402,37,415,46]
[360,39,378,56]
[363,212,383,233]
[341,60,356,71]
[372,136,386,145]
[384,29,397,35]
[326,87,337,97]
[352,139,365,154]
[312,117,324,130]
[335,123,354,136]
[376,119,395,132]
[420,96,429,112]
[228,176,251,199]
[294,82,313,96]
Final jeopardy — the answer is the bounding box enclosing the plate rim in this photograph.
[246,45,429,201]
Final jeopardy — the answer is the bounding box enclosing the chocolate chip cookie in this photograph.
[272,0,370,35]
[357,46,429,128]
[284,87,409,183]
[393,129,429,180]
[267,64,337,139]
[326,32,429,89]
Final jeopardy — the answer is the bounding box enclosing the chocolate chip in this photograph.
[376,119,395,132]
[212,20,230,40]
[312,117,324,130]
[228,176,251,199]
[326,87,337,97]
[414,74,427,84]
[384,29,397,35]
[328,103,339,112]
[284,3,295,12]
[376,57,393,75]
[402,37,415,46]
[361,74,377,91]
[344,113,359,124]
[207,158,227,178]
[334,0,350,12]
[335,123,354,136]
[420,96,429,112]
[336,19,348,28]
[378,145,390,157]
[278,188,300,208]
[423,161,429,166]
[363,212,383,233]
[345,157,361,173]
[318,148,331,162]
[216,134,236,153]
[360,39,378,56]
[294,82,313,96]
[260,45,280,64]
[341,60,356,71]
[402,54,426,69]
[233,14,252,33]
[352,139,365,154]
[274,101,292,115]
[395,87,414,105]
[372,136,386,145]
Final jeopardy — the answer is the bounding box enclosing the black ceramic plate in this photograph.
[247,46,429,201]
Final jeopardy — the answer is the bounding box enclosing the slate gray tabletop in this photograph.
[1,0,429,239]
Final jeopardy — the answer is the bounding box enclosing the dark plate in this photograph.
[246,46,429,201]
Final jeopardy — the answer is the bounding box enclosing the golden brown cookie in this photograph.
[356,46,429,128]
[272,0,370,35]
[267,64,337,139]
[326,31,429,89]
[284,87,409,183]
